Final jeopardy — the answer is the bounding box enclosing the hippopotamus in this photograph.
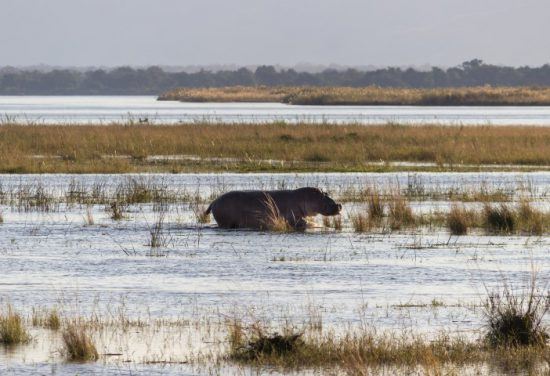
[204,187,342,230]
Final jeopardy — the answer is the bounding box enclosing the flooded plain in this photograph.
[2,96,550,125]
[1,172,549,375]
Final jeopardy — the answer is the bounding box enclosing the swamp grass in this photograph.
[0,305,30,345]
[159,86,550,106]
[348,199,550,235]
[62,322,99,361]
[227,321,550,374]
[227,273,549,372]
[1,123,550,173]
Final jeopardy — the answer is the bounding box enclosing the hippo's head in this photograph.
[298,187,342,216]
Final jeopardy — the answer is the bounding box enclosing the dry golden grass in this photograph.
[387,195,416,230]
[160,86,550,106]
[62,322,99,361]
[158,86,298,103]
[227,320,549,373]
[1,123,550,173]
[262,194,293,232]
[447,205,471,235]
[350,212,374,233]
[0,304,30,345]
[322,215,342,231]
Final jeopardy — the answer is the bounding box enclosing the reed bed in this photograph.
[159,86,550,106]
[348,200,550,235]
[158,86,296,103]
[1,288,548,373]
[0,178,521,212]
[227,321,549,373]
[1,123,550,173]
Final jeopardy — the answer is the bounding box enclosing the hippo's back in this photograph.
[210,190,269,229]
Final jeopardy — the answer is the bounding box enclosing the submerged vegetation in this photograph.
[1,123,550,173]
[160,86,550,106]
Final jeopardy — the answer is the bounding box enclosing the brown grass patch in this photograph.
[160,86,550,106]
[0,304,30,345]
[62,322,99,361]
[1,124,550,173]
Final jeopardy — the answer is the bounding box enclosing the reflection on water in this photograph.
[2,96,550,125]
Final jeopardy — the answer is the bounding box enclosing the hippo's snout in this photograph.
[326,202,342,216]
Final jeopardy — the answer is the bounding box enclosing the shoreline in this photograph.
[159,86,550,106]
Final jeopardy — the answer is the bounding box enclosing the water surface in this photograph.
[2,96,550,125]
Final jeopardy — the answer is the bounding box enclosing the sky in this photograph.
[1,0,549,68]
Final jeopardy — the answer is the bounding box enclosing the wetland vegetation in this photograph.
[1,123,550,173]
[1,172,549,374]
[159,86,550,106]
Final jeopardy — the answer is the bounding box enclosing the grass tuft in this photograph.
[484,276,549,348]
[109,201,125,221]
[387,195,416,230]
[447,205,470,235]
[517,200,545,235]
[350,212,372,232]
[262,194,293,232]
[0,304,30,345]
[62,323,99,361]
[46,309,61,331]
[367,192,384,222]
[484,204,516,234]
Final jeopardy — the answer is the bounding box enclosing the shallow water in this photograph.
[1,172,549,375]
[2,96,550,125]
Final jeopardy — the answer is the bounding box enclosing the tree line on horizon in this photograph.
[2,60,550,95]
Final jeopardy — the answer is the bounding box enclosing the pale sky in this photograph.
[1,0,549,67]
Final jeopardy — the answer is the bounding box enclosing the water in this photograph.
[1,172,549,375]
[2,96,550,125]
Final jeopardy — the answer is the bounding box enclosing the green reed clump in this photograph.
[0,304,30,345]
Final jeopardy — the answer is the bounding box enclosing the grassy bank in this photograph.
[159,86,550,106]
[1,123,550,173]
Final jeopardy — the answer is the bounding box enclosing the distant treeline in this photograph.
[3,59,550,95]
